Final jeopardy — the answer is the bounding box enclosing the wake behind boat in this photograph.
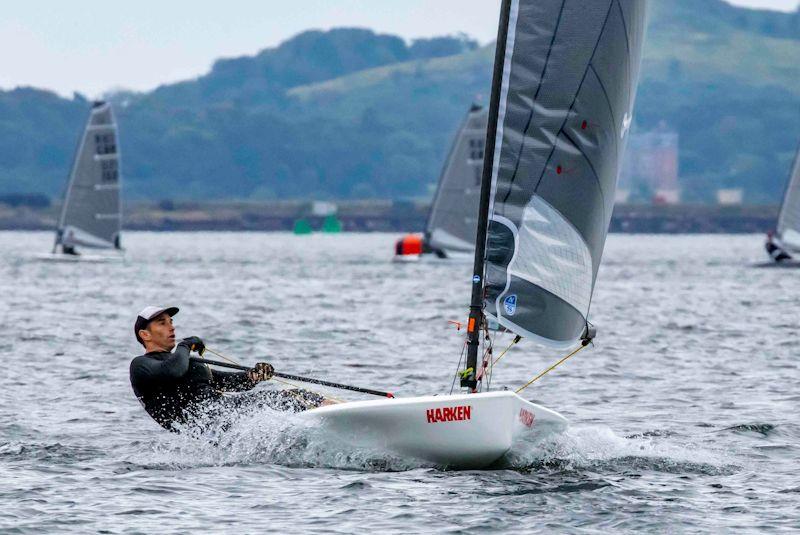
[37,101,123,263]
[306,0,648,467]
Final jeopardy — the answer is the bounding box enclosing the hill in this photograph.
[0,0,799,204]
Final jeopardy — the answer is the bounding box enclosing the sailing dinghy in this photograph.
[307,0,647,467]
[764,142,800,265]
[38,101,123,262]
[394,105,488,261]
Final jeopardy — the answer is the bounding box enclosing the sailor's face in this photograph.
[141,313,176,351]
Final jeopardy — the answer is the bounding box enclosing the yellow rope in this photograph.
[492,335,521,366]
[515,343,588,394]
[204,347,240,365]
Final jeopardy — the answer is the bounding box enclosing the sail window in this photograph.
[101,160,118,182]
[95,133,117,155]
[468,138,485,162]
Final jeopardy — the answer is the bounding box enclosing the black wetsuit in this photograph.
[130,343,323,431]
[766,239,792,262]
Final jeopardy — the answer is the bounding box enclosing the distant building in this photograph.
[619,122,680,204]
[311,201,337,216]
[716,188,743,205]
[653,189,681,205]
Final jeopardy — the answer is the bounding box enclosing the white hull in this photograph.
[33,252,124,263]
[752,260,800,269]
[302,391,567,468]
[391,254,421,263]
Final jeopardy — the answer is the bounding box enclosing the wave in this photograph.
[124,400,739,476]
[500,425,739,476]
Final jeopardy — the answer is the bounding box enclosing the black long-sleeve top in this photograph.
[130,343,257,430]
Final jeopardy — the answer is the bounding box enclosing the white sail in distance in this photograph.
[425,105,489,257]
[55,101,122,251]
[775,143,800,252]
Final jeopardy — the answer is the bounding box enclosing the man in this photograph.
[765,231,792,262]
[130,306,327,431]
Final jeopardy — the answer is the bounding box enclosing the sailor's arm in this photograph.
[211,362,273,392]
[130,343,193,382]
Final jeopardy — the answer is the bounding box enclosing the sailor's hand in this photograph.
[179,336,205,355]
[248,362,274,382]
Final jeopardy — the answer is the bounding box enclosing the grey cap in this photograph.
[134,306,179,345]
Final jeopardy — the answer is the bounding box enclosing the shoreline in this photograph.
[0,201,777,234]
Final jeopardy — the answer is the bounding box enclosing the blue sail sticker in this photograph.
[503,294,517,316]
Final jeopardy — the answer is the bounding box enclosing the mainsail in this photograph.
[774,143,800,252]
[463,0,647,388]
[55,101,122,251]
[425,105,489,256]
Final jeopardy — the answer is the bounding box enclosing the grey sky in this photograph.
[1,0,797,97]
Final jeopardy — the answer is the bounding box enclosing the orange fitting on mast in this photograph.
[467,318,476,332]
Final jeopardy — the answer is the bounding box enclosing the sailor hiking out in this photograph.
[765,231,792,262]
[129,306,330,432]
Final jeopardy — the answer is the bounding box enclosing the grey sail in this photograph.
[775,143,800,252]
[482,0,647,348]
[55,101,122,251]
[425,105,489,256]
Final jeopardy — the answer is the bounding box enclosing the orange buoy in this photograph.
[394,234,424,256]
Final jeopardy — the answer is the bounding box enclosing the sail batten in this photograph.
[56,102,122,251]
[479,0,647,347]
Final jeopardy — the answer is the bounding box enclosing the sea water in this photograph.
[1,232,797,533]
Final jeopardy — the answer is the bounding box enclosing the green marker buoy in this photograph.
[293,219,313,235]
[321,215,343,233]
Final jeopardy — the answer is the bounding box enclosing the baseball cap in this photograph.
[134,306,179,345]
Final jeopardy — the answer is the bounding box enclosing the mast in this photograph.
[462,0,512,391]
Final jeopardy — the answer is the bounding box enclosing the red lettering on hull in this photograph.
[519,408,535,428]
[426,405,472,423]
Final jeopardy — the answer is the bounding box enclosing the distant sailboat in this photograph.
[394,104,488,261]
[40,101,123,262]
[765,142,800,263]
[307,0,647,467]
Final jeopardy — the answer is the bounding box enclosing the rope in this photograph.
[449,341,467,395]
[205,347,240,365]
[203,346,339,402]
[492,335,521,367]
[515,342,589,394]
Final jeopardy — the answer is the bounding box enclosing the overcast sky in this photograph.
[1,0,797,98]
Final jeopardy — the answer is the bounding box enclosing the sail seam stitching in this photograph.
[616,0,630,56]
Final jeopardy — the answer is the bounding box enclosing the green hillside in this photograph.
[0,0,798,204]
